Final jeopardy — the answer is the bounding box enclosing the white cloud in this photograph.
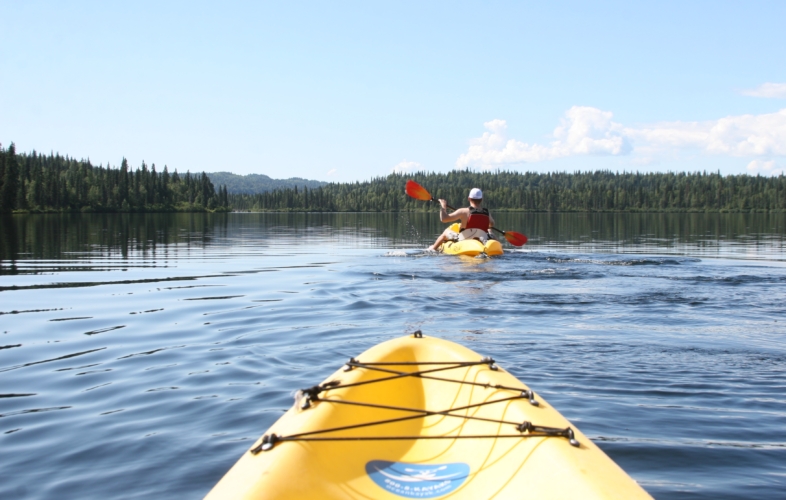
[747,160,784,176]
[627,109,786,156]
[392,159,422,173]
[740,83,786,99]
[457,107,786,169]
[326,169,337,176]
[456,108,630,169]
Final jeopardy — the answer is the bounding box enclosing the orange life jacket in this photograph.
[464,207,490,230]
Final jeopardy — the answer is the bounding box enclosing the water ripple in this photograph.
[1,214,785,500]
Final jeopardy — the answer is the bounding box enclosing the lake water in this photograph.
[1,212,785,499]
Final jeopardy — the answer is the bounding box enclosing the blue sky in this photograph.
[2,1,785,181]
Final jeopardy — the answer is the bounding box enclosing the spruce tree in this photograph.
[119,158,129,207]
[0,143,19,212]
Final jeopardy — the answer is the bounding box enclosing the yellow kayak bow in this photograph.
[206,333,652,499]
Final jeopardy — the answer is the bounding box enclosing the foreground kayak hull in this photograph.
[442,238,503,256]
[440,223,504,256]
[206,334,651,500]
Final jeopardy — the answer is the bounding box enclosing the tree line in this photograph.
[3,142,785,213]
[0,143,229,213]
[228,170,786,213]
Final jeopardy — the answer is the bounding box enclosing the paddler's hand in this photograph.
[438,199,447,210]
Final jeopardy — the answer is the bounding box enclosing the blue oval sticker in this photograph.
[366,460,470,498]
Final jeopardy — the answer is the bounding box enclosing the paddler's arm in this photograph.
[438,199,466,223]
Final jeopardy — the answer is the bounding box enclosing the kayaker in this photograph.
[428,188,495,251]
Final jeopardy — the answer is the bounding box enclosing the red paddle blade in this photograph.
[504,231,528,246]
[405,180,433,201]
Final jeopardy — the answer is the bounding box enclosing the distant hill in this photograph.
[206,172,326,194]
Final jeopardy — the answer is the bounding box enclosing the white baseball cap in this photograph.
[468,188,483,200]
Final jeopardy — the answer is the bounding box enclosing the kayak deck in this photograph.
[206,333,651,499]
[441,223,504,256]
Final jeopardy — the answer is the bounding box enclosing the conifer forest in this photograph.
[0,144,229,213]
[228,170,786,213]
[2,143,785,213]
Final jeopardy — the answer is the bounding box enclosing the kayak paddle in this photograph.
[489,227,527,246]
[405,180,442,204]
[404,180,528,246]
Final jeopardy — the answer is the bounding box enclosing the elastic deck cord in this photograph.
[251,331,579,454]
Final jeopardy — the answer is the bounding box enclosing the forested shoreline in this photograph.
[0,143,229,213]
[230,170,786,213]
[2,143,785,213]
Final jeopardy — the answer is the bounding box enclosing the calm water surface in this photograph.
[1,213,785,499]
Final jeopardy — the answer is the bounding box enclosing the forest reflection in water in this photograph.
[1,211,784,266]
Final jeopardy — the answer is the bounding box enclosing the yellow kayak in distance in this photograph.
[205,333,652,499]
[440,223,504,257]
